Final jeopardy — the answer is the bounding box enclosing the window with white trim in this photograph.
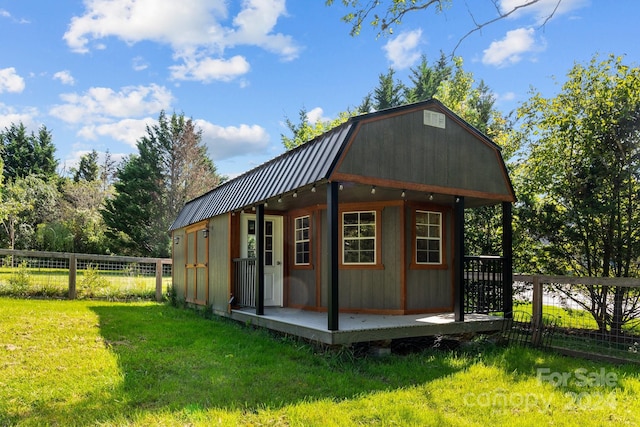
[416,210,442,264]
[294,215,310,265]
[342,211,376,264]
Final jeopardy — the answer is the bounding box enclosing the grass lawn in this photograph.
[1,298,639,426]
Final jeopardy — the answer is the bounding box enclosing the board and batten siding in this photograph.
[336,108,512,199]
[171,229,186,301]
[320,205,403,312]
[208,214,230,314]
[405,207,454,311]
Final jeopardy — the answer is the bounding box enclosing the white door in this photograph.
[240,213,283,307]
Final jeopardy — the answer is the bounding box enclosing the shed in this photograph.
[169,99,515,344]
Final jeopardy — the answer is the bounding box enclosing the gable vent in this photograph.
[424,110,446,129]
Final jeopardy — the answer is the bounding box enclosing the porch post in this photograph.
[255,203,265,316]
[327,181,339,331]
[502,202,513,319]
[454,196,465,322]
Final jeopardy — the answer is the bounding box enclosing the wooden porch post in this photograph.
[327,181,339,331]
[255,203,265,316]
[454,196,465,322]
[502,202,513,319]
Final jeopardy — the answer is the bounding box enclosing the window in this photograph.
[294,216,310,265]
[415,210,442,264]
[343,211,376,264]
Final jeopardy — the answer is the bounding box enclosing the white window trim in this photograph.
[294,215,310,265]
[342,210,377,265]
[416,210,442,265]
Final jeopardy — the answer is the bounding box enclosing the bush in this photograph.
[8,261,32,296]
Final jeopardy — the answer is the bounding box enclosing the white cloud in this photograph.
[53,70,75,85]
[0,103,39,129]
[383,29,423,70]
[49,84,173,124]
[132,56,148,71]
[78,117,155,148]
[499,0,589,24]
[63,0,300,82]
[169,55,250,82]
[482,28,540,67]
[196,119,270,160]
[306,107,329,125]
[0,67,25,93]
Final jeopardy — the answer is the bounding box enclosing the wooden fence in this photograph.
[512,274,640,363]
[0,249,172,302]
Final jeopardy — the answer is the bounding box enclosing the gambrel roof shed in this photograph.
[170,99,515,231]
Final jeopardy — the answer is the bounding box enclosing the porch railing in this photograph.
[233,255,507,314]
[232,257,256,308]
[464,256,505,314]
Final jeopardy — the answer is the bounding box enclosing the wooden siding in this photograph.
[405,207,454,311]
[209,214,230,313]
[287,269,316,307]
[335,107,512,200]
[321,205,404,312]
[171,230,186,301]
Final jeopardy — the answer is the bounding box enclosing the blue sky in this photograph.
[0,0,638,178]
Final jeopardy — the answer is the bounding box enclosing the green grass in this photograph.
[0,265,170,300]
[1,298,639,426]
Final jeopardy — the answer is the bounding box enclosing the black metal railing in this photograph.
[232,258,256,308]
[464,256,505,314]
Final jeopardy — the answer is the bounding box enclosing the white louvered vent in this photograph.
[423,110,446,129]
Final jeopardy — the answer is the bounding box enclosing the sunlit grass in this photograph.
[0,266,170,300]
[1,298,638,426]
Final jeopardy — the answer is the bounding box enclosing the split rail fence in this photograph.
[0,249,172,301]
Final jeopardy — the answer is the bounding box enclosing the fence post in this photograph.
[155,260,163,302]
[68,254,77,300]
[531,276,543,346]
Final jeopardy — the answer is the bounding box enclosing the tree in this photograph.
[0,175,59,250]
[102,111,222,257]
[516,54,640,336]
[281,108,355,150]
[327,0,562,53]
[405,52,452,103]
[72,150,99,182]
[0,123,58,182]
[372,68,406,110]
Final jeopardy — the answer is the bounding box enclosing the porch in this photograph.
[230,255,510,344]
[229,307,506,345]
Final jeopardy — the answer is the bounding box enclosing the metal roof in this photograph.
[169,121,354,230]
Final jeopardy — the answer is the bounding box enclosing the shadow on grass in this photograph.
[83,304,469,417]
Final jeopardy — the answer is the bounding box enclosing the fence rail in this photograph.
[464,256,505,314]
[512,274,640,363]
[0,249,172,301]
[232,258,256,308]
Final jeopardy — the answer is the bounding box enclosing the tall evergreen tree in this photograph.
[101,111,222,257]
[372,68,405,110]
[0,123,57,182]
[405,52,452,103]
[72,150,100,182]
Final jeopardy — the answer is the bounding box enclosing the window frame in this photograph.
[411,208,448,270]
[293,215,311,267]
[340,208,383,269]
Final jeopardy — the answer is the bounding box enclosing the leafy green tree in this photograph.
[0,123,58,182]
[0,175,59,250]
[72,150,99,182]
[328,0,560,50]
[281,108,354,150]
[102,111,222,257]
[516,54,640,335]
